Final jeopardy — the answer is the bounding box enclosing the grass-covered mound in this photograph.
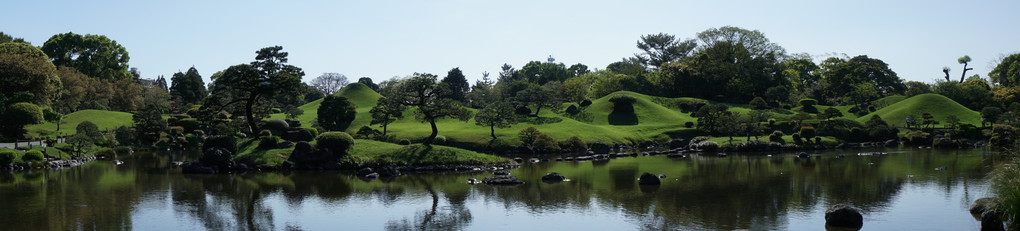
[343,139,511,166]
[857,93,981,126]
[231,138,509,167]
[26,109,133,137]
[270,82,382,131]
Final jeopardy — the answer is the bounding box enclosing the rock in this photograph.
[980,210,1005,231]
[282,129,315,142]
[658,174,667,179]
[276,141,294,149]
[357,167,375,177]
[971,198,997,215]
[363,173,379,179]
[513,157,523,163]
[494,171,510,176]
[482,175,524,185]
[667,139,686,149]
[589,142,611,154]
[541,172,565,182]
[638,172,661,185]
[797,152,809,159]
[824,204,863,229]
[884,139,899,147]
[528,158,540,163]
[378,166,401,177]
[466,178,480,184]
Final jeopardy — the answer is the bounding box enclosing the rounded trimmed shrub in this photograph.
[258,136,280,149]
[315,132,355,155]
[204,135,238,154]
[0,151,17,166]
[398,139,411,145]
[565,104,580,115]
[608,94,637,112]
[23,150,44,162]
[579,99,592,107]
[560,136,587,151]
[684,121,694,128]
[696,141,719,152]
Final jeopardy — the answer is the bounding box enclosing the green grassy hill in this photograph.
[857,93,981,126]
[26,109,134,137]
[270,82,382,131]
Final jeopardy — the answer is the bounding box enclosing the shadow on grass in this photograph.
[608,111,638,125]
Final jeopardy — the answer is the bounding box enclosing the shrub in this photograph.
[565,104,580,115]
[487,138,514,153]
[560,136,587,151]
[684,121,694,128]
[258,129,272,137]
[176,118,200,133]
[608,94,637,112]
[316,132,355,156]
[749,97,768,109]
[901,131,931,146]
[990,124,1017,147]
[579,99,592,107]
[306,128,319,138]
[799,98,817,113]
[264,119,290,135]
[204,136,238,154]
[23,150,44,162]
[689,136,710,147]
[769,131,785,144]
[792,133,803,145]
[398,139,411,145]
[0,151,16,166]
[169,126,185,136]
[800,126,816,140]
[258,136,280,149]
[355,126,381,139]
[533,133,559,150]
[736,140,782,151]
[696,141,719,152]
[518,127,542,145]
[434,135,447,145]
[815,137,822,144]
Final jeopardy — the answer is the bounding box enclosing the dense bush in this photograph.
[176,118,200,133]
[0,151,17,166]
[434,135,447,145]
[532,133,559,150]
[769,131,785,144]
[23,150,44,162]
[203,136,238,154]
[749,97,768,109]
[735,140,782,151]
[800,126,816,141]
[608,94,637,112]
[316,132,355,156]
[901,130,931,146]
[487,138,514,153]
[264,119,290,135]
[799,98,817,113]
[354,126,381,139]
[565,104,580,115]
[560,136,587,151]
[398,139,411,145]
[684,121,694,128]
[817,118,862,139]
[695,141,719,152]
[990,124,1017,147]
[257,136,280,149]
[579,99,592,107]
[518,126,542,145]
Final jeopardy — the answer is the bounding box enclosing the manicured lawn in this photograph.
[25,109,134,137]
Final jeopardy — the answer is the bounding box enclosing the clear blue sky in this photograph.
[4,0,1019,86]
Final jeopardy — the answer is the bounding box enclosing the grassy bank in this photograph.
[25,110,134,137]
[231,138,511,167]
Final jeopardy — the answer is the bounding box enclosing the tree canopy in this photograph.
[0,42,61,106]
[317,95,357,131]
[206,46,304,135]
[990,53,1020,87]
[440,67,469,102]
[311,72,349,95]
[170,67,207,105]
[41,32,132,81]
[384,73,470,145]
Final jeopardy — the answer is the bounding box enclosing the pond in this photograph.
[0,148,1001,230]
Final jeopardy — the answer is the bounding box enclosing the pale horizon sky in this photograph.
[4,0,1020,87]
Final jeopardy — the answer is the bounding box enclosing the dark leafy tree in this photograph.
[357,77,379,92]
[440,67,469,102]
[133,106,167,144]
[567,63,590,77]
[904,81,931,97]
[110,78,143,111]
[695,26,786,58]
[386,73,470,145]
[821,107,843,121]
[0,32,27,44]
[465,72,495,108]
[474,102,517,139]
[302,83,324,103]
[606,57,647,76]
[518,61,570,85]
[695,104,730,134]
[514,83,562,116]
[169,67,207,104]
[317,95,357,131]
[818,55,904,104]
[206,46,304,136]
[41,32,132,81]
[311,72,349,95]
[634,33,697,69]
[0,42,61,105]
[990,53,1020,87]
[2,102,43,138]
[370,96,405,136]
[497,63,518,83]
[983,107,1003,126]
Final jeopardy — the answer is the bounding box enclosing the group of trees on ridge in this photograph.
[4,26,1020,149]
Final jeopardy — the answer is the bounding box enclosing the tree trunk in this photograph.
[960,63,972,83]
[382,122,388,136]
[944,69,951,82]
[245,94,259,136]
[425,118,438,145]
[490,125,496,140]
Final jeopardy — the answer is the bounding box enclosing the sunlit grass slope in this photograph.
[26,109,134,137]
[857,93,981,126]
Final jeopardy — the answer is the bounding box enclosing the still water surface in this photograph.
[0,148,1000,230]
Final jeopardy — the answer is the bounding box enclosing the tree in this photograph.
[53,66,88,113]
[386,73,470,145]
[749,97,768,109]
[560,77,590,103]
[634,33,697,69]
[514,83,562,116]
[110,78,143,111]
[958,55,973,83]
[844,82,879,110]
[821,107,843,121]
[41,32,132,81]
[311,72,349,95]
[518,126,541,146]
[474,102,517,140]
[133,105,167,144]
[782,58,820,93]
[696,26,786,58]
[2,102,43,138]
[945,114,961,129]
[567,63,589,77]
[606,57,647,76]
[990,53,1020,87]
[982,107,1004,126]
[818,55,904,104]
[497,63,518,83]
[465,73,495,108]
[0,32,27,44]
[357,77,379,92]
[169,67,207,104]
[0,42,61,106]
[440,67,469,102]
[518,61,569,85]
[206,46,305,136]
[904,81,931,97]
[695,104,730,134]
[370,97,405,136]
[317,95,357,131]
[745,109,769,140]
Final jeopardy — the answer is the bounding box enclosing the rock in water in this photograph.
[824,204,863,229]
[541,172,565,182]
[356,167,376,178]
[981,210,1005,231]
[378,166,401,177]
[482,175,524,185]
[970,198,996,215]
[638,172,661,185]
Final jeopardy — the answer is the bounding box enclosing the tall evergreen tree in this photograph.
[440,67,469,102]
[169,67,207,104]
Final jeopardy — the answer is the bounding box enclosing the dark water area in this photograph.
[0,148,1002,230]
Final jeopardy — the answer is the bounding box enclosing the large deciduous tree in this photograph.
[2,102,44,138]
[311,72,349,95]
[317,95,357,131]
[518,61,570,85]
[818,55,904,105]
[0,42,61,106]
[169,67,207,104]
[206,46,304,136]
[357,77,379,92]
[385,73,470,145]
[990,53,1020,87]
[41,32,132,81]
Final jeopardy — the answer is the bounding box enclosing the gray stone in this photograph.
[824,204,863,229]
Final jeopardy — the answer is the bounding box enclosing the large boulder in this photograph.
[263,119,290,135]
[638,172,661,185]
[378,166,401,177]
[287,141,336,170]
[282,129,315,142]
[970,198,997,215]
[357,168,379,179]
[980,210,1005,231]
[482,175,524,185]
[824,204,864,229]
[199,147,234,171]
[541,172,565,182]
